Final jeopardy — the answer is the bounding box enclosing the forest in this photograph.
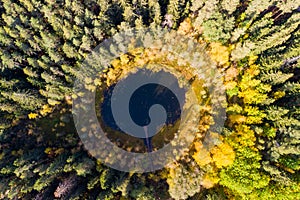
[0,0,299,199]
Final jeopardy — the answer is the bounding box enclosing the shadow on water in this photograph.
[97,81,185,153]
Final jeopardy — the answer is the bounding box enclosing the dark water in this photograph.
[99,72,185,152]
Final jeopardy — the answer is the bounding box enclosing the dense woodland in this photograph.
[0,0,299,199]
